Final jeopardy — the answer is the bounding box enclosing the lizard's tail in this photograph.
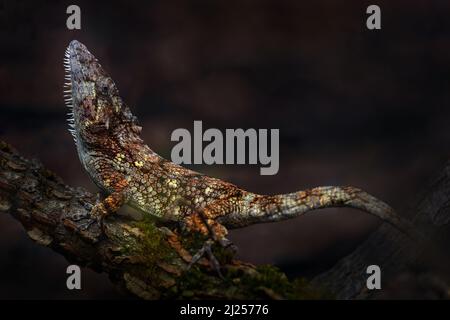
[220,186,418,239]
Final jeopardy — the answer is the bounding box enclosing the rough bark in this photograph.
[0,140,326,299]
[1,139,448,299]
[311,163,450,299]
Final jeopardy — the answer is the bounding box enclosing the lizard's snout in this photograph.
[67,40,89,56]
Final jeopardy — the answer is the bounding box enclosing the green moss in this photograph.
[166,262,332,299]
[117,215,175,283]
[244,265,333,299]
[173,266,225,298]
[222,264,330,299]
[117,218,332,299]
[135,215,173,260]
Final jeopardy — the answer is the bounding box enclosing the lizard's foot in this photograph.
[181,208,237,278]
[88,201,109,231]
[187,236,236,279]
[78,192,125,232]
[73,217,96,231]
[188,239,224,278]
[186,222,237,278]
[72,199,108,232]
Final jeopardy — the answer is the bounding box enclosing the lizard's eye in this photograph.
[89,123,109,133]
[101,85,109,94]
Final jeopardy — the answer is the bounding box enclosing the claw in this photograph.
[217,237,236,251]
[72,198,107,232]
[188,239,224,279]
[179,207,236,278]
[77,219,97,231]
[71,209,95,230]
[89,202,108,232]
[187,236,237,279]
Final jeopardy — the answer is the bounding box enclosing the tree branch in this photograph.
[0,140,327,299]
[311,162,450,299]
[1,139,448,299]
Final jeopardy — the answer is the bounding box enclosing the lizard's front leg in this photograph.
[79,177,129,231]
[75,191,127,233]
[90,191,126,226]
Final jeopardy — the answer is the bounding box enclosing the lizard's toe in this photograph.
[72,202,108,232]
[188,239,224,279]
[77,219,96,231]
[89,202,109,231]
[187,237,237,279]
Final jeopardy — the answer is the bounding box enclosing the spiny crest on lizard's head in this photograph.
[64,40,141,148]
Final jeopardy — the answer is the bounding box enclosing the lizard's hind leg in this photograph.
[183,209,237,278]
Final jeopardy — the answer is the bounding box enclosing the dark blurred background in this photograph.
[0,0,449,299]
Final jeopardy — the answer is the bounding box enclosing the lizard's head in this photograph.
[64,40,140,147]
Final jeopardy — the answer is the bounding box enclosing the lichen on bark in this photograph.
[0,139,330,299]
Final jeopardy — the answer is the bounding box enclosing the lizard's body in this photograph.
[64,40,415,241]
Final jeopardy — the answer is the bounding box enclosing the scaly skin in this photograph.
[64,40,415,244]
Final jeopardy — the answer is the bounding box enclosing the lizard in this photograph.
[63,40,418,271]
